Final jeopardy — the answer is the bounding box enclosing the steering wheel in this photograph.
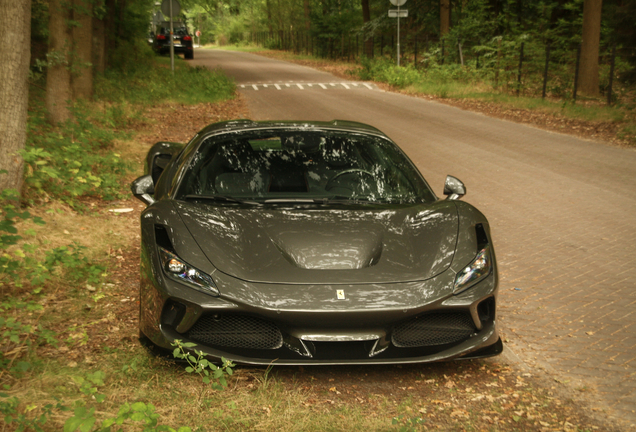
[325,169,375,191]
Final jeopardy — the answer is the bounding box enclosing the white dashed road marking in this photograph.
[239,82,376,91]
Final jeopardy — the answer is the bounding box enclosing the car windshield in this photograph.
[175,131,435,204]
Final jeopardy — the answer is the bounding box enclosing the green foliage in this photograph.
[23,101,129,207]
[0,188,46,288]
[1,392,68,432]
[96,59,235,105]
[392,414,425,432]
[1,184,107,293]
[64,371,193,432]
[44,243,107,286]
[0,297,59,374]
[1,377,192,432]
[358,57,421,88]
[171,340,234,390]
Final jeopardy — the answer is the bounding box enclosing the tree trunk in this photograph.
[304,0,310,31]
[361,0,373,57]
[440,0,451,36]
[0,0,31,193]
[265,0,273,35]
[578,0,603,96]
[92,16,106,75]
[46,0,73,124]
[103,0,117,70]
[72,0,93,99]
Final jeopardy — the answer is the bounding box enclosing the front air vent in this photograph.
[188,315,283,350]
[392,312,476,347]
[475,223,489,250]
[154,225,175,252]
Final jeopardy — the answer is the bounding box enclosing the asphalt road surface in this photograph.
[191,48,636,426]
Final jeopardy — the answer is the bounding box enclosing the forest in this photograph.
[2,0,635,193]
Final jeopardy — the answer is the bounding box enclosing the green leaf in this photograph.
[64,416,85,432]
[130,402,147,411]
[78,417,97,432]
[130,411,146,422]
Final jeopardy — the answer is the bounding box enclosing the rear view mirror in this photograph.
[131,175,155,205]
[443,175,466,200]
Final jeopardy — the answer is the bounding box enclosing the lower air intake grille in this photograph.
[188,315,283,350]
[392,312,475,347]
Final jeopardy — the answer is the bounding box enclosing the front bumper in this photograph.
[139,244,501,365]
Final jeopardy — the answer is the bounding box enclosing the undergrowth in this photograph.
[0,55,239,431]
[96,57,236,105]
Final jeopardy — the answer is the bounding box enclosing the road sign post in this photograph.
[388,0,407,67]
[161,0,181,73]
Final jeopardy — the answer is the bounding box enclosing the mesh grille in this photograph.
[188,315,283,350]
[392,312,475,348]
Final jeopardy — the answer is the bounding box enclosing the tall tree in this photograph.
[93,15,106,75]
[440,0,450,36]
[361,0,372,57]
[46,0,73,124]
[72,0,94,99]
[0,0,31,192]
[578,0,603,96]
[304,0,311,30]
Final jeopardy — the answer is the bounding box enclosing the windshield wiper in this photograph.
[314,196,382,205]
[263,198,316,204]
[184,194,261,205]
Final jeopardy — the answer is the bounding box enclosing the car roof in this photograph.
[196,120,389,139]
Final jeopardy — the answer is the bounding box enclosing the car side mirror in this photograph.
[131,174,155,206]
[443,175,466,200]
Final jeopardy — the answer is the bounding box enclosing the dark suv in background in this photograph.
[152,21,193,59]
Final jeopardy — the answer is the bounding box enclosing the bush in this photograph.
[358,57,422,88]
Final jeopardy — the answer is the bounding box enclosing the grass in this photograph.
[96,55,236,106]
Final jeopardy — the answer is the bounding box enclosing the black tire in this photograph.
[185,50,193,60]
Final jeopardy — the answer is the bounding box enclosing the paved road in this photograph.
[193,48,636,425]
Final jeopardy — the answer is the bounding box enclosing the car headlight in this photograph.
[158,247,220,297]
[453,246,492,294]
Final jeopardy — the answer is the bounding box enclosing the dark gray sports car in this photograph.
[131,120,502,365]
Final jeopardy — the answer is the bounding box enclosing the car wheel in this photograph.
[185,51,193,60]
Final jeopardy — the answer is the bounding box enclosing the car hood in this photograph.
[174,200,459,285]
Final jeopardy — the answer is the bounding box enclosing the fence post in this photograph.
[573,44,581,102]
[494,38,501,87]
[542,41,551,99]
[607,43,616,105]
[516,42,524,96]
[414,35,417,67]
